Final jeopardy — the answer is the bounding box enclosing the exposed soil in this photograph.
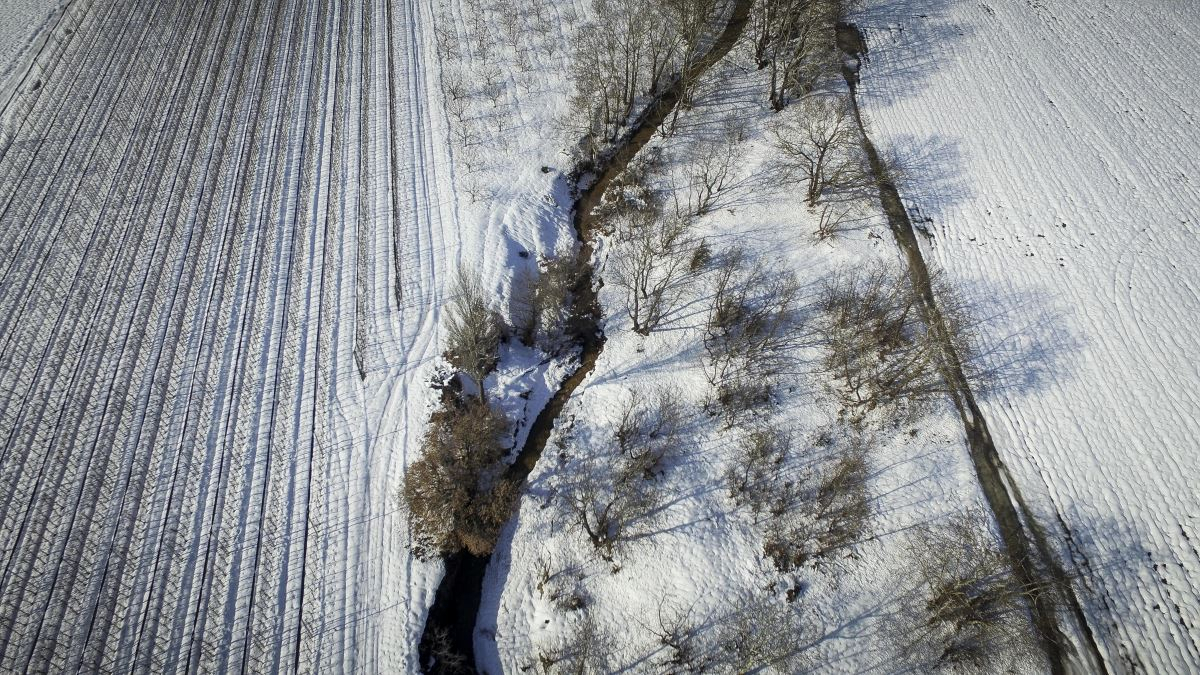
[836,22,1107,675]
[416,2,754,671]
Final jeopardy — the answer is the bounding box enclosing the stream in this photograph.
[416,1,754,671]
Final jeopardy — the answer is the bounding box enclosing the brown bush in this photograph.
[402,398,517,556]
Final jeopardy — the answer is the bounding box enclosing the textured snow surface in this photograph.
[855,0,1200,671]
[0,0,472,670]
[0,0,63,86]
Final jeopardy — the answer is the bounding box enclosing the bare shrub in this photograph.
[714,596,811,673]
[534,613,614,675]
[424,627,468,673]
[812,201,871,242]
[671,125,743,218]
[763,440,871,571]
[614,386,685,479]
[895,510,1045,672]
[724,425,789,513]
[608,208,694,335]
[402,398,517,556]
[772,93,866,206]
[445,268,503,397]
[562,451,662,560]
[818,265,981,419]
[639,598,710,671]
[702,248,807,421]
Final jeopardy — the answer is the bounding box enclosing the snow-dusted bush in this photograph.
[445,268,503,397]
[614,385,685,479]
[402,398,518,557]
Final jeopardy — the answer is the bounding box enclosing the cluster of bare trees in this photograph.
[515,254,585,354]
[750,0,848,110]
[894,510,1045,671]
[569,0,721,150]
[816,264,980,421]
[434,0,582,201]
[702,247,807,421]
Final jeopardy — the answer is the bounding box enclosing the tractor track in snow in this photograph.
[0,0,460,670]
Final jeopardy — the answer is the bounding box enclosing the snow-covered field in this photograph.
[2,0,1197,671]
[0,0,463,670]
[854,0,1200,670]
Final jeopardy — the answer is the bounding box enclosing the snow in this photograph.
[0,0,464,670]
[0,0,63,85]
[2,0,1197,670]
[473,31,1003,674]
[853,0,1200,670]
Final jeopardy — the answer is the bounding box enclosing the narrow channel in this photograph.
[416,1,755,671]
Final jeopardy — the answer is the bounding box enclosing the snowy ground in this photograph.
[0,0,64,88]
[475,28,1002,674]
[2,0,1197,671]
[0,0,464,670]
[853,0,1200,671]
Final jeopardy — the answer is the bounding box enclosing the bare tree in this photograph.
[817,264,981,418]
[402,398,518,556]
[894,510,1046,672]
[640,598,709,671]
[724,425,789,513]
[563,450,662,560]
[608,209,694,335]
[445,267,503,398]
[772,94,865,206]
[812,201,871,242]
[671,125,744,218]
[763,440,871,571]
[751,0,847,109]
[614,386,685,480]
